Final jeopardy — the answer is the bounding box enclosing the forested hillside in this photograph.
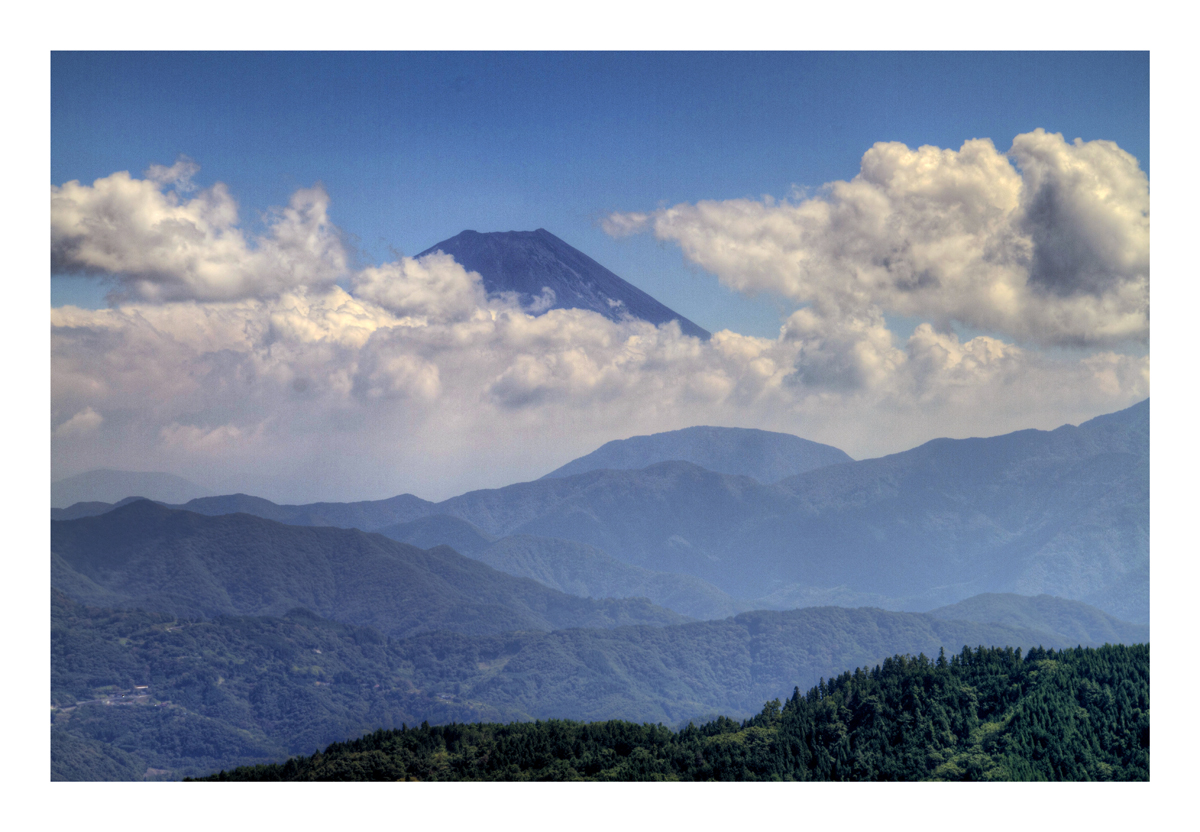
[198,644,1149,781]
[51,589,1146,780]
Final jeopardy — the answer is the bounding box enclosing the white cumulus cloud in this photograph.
[51,165,347,302]
[51,278,1148,502]
[352,252,488,323]
[604,130,1148,348]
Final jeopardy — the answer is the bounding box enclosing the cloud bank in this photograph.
[51,141,1149,502]
[604,130,1148,350]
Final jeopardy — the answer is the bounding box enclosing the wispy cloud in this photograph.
[144,155,200,193]
[53,406,103,438]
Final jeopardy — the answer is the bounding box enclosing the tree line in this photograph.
[195,643,1149,781]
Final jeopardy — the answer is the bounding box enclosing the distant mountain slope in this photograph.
[57,401,1148,622]
[51,593,486,781]
[760,398,1150,621]
[428,606,1059,724]
[52,498,142,522]
[541,425,852,483]
[52,492,437,528]
[417,228,710,339]
[377,516,741,620]
[175,493,437,530]
[377,514,497,554]
[479,536,741,620]
[436,461,793,576]
[51,501,686,639]
[430,399,1150,622]
[926,593,1149,646]
[52,469,213,508]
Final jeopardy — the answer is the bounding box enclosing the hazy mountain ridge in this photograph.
[50,400,1151,623]
[375,514,496,552]
[541,425,852,483]
[377,515,742,620]
[52,492,437,527]
[428,400,1150,620]
[438,460,788,551]
[51,469,213,508]
[482,535,742,620]
[758,399,1149,619]
[418,228,710,339]
[927,592,1148,645]
[52,498,143,522]
[51,501,687,639]
[177,492,437,529]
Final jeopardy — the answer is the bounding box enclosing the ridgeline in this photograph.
[197,643,1149,782]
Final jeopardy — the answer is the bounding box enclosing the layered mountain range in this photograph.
[55,398,1150,623]
[51,399,1149,779]
[49,226,1150,780]
[52,501,686,638]
[51,468,213,509]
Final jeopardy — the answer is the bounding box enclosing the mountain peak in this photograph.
[417,229,710,339]
[542,425,852,483]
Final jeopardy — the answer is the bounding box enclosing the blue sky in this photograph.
[52,51,1148,338]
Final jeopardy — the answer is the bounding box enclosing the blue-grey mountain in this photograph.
[430,399,1150,622]
[927,593,1147,646]
[51,501,686,638]
[52,492,438,527]
[417,228,710,339]
[542,425,852,482]
[52,468,213,508]
[376,515,742,620]
[54,401,1149,622]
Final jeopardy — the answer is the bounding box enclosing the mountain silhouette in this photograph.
[53,401,1149,622]
[430,399,1149,621]
[542,425,852,482]
[51,468,213,508]
[51,500,687,638]
[417,228,710,339]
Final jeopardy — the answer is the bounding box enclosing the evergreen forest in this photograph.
[197,643,1149,781]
